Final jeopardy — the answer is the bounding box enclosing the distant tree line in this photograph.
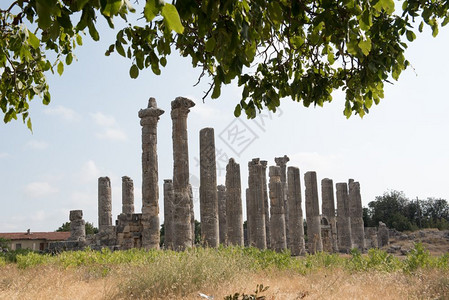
[363,190,449,232]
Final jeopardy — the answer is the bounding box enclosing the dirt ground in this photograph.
[385,228,449,256]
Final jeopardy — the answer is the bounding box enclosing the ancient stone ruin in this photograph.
[52,96,390,254]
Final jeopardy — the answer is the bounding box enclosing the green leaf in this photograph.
[347,39,358,55]
[358,38,372,56]
[115,41,125,57]
[129,64,139,78]
[327,50,335,64]
[76,34,83,46]
[57,61,64,76]
[268,2,283,25]
[406,30,416,42]
[373,0,395,14]
[442,16,449,27]
[419,21,424,32]
[205,37,216,52]
[66,53,73,65]
[432,23,439,37]
[102,0,122,17]
[144,0,159,21]
[27,118,33,132]
[160,57,167,67]
[27,30,40,49]
[161,4,184,34]
[234,104,241,117]
[359,9,372,31]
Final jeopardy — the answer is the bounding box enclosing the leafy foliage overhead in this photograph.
[2,0,449,128]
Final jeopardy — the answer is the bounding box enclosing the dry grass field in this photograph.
[0,242,448,300]
[1,265,448,299]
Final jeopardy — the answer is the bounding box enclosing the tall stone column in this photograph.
[336,182,353,252]
[349,180,365,250]
[98,177,112,232]
[245,188,253,247]
[226,158,243,246]
[171,97,195,250]
[139,97,164,250]
[287,166,306,256]
[269,166,287,252]
[275,155,290,248]
[199,127,219,247]
[189,184,195,246]
[217,185,227,245]
[122,176,135,214]
[248,158,266,250]
[304,171,323,253]
[321,178,338,253]
[260,160,271,249]
[163,179,174,249]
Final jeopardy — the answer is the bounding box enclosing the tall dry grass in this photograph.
[0,244,447,299]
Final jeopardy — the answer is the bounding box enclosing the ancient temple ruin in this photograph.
[51,96,389,254]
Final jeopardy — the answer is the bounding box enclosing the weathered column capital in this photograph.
[171,97,195,118]
[217,184,226,192]
[139,97,164,123]
[164,179,173,184]
[274,155,290,166]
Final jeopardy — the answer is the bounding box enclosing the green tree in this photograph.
[0,237,10,250]
[56,221,71,232]
[56,221,98,235]
[368,190,412,231]
[2,0,449,127]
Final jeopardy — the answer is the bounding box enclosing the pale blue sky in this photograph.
[1,12,448,232]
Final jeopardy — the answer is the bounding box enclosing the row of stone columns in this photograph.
[95,96,373,253]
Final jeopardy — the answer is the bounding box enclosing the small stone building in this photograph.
[0,230,70,251]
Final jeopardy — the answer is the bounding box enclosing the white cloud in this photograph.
[24,181,58,198]
[96,128,127,141]
[78,160,101,183]
[191,104,223,121]
[44,105,80,122]
[90,112,127,141]
[26,140,49,150]
[289,152,343,176]
[90,112,116,127]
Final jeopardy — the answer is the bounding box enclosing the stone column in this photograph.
[139,97,164,250]
[348,180,365,250]
[260,160,271,249]
[336,182,353,252]
[217,185,227,245]
[171,97,195,250]
[378,221,389,247]
[269,166,287,252]
[199,127,219,247]
[275,155,290,248]
[248,158,266,249]
[245,188,253,247]
[321,178,338,253]
[226,158,244,246]
[69,210,85,242]
[287,166,306,256]
[189,184,195,247]
[122,176,135,214]
[304,171,322,253]
[98,177,112,232]
[163,179,174,249]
